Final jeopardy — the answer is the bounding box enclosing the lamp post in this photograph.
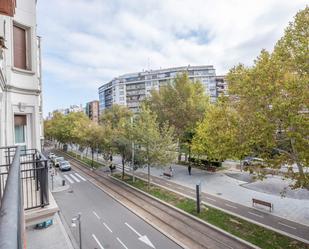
[71,213,82,249]
[131,116,135,182]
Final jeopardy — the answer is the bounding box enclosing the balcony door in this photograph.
[14,114,27,152]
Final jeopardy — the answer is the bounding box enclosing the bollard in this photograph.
[196,184,200,213]
[62,180,66,186]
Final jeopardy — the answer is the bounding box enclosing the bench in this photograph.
[163,172,172,178]
[206,166,217,172]
[252,198,273,212]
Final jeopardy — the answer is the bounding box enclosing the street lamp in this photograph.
[131,116,135,182]
[71,213,82,249]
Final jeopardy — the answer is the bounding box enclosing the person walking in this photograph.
[188,165,192,175]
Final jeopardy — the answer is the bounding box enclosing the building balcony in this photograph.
[0,146,58,249]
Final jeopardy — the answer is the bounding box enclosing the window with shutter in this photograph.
[0,0,16,17]
[13,25,27,70]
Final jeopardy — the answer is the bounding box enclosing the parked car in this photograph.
[48,152,55,159]
[242,156,265,166]
[53,157,64,167]
[59,161,71,171]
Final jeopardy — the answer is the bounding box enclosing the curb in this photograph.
[111,175,259,249]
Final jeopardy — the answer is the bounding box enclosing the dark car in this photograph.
[242,156,265,166]
[59,161,71,171]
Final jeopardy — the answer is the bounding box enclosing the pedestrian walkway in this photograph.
[135,163,309,227]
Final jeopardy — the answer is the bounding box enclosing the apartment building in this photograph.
[85,100,100,123]
[98,65,219,113]
[215,75,228,97]
[0,1,57,248]
[0,0,43,151]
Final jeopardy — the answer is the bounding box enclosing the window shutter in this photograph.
[0,0,16,17]
[14,115,27,126]
[13,25,27,70]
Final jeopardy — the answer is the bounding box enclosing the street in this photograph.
[52,168,182,249]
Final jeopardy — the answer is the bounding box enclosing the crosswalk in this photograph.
[115,164,131,172]
[63,172,87,184]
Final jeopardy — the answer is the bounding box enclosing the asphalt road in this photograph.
[53,169,182,249]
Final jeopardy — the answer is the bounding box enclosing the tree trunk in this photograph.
[290,138,307,188]
[177,138,181,162]
[148,163,150,190]
[91,149,94,169]
[122,156,125,180]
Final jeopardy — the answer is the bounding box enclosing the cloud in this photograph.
[37,0,308,114]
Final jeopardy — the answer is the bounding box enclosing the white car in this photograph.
[48,152,55,159]
[53,157,64,167]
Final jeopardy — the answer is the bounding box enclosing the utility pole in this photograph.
[131,116,135,182]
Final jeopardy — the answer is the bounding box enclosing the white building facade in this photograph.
[0,0,43,151]
[98,65,222,113]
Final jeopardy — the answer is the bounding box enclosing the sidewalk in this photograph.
[136,163,309,226]
[26,212,74,249]
[26,157,75,249]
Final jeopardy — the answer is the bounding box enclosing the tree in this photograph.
[132,105,176,188]
[100,105,133,178]
[194,7,309,188]
[83,122,105,168]
[145,73,209,164]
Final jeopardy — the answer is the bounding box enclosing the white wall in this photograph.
[0,0,42,151]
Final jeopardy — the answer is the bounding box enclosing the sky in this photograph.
[37,0,308,116]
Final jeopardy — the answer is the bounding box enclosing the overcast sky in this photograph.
[37,0,308,115]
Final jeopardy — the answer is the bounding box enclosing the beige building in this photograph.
[85,100,100,123]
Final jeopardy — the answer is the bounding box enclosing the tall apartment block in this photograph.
[98,65,220,113]
[85,100,100,123]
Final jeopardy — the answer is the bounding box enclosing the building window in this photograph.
[13,24,31,70]
[14,115,26,145]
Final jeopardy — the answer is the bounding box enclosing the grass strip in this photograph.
[67,151,104,169]
[114,174,309,249]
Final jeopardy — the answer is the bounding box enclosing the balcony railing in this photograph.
[0,145,49,249]
[0,146,23,249]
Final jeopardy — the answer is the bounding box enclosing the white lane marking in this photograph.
[117,237,129,249]
[93,211,101,220]
[70,174,80,182]
[75,173,86,181]
[92,234,104,249]
[248,212,264,218]
[176,186,184,190]
[224,203,237,209]
[165,183,172,186]
[278,222,297,230]
[63,174,74,184]
[205,197,216,202]
[103,222,113,233]
[125,222,142,237]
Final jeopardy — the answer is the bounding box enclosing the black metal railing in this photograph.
[0,146,49,210]
[0,146,23,249]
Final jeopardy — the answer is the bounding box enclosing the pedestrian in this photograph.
[188,165,192,175]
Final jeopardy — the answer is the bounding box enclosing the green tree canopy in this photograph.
[145,73,209,159]
[132,105,176,188]
[193,7,309,188]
